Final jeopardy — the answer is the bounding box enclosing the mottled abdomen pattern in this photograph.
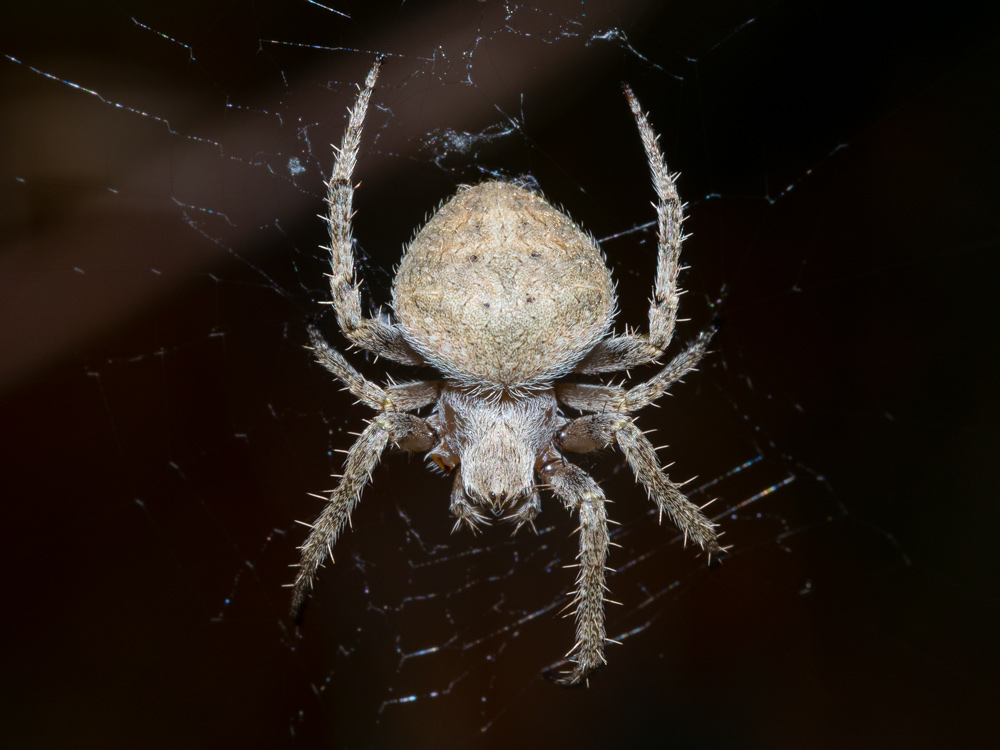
[393,181,615,388]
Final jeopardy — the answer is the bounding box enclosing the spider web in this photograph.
[3,1,996,748]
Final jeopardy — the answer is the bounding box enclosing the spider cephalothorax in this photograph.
[291,60,724,686]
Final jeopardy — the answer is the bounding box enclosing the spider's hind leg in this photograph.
[324,59,422,366]
[573,86,689,376]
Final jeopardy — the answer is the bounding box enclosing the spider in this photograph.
[291,60,724,686]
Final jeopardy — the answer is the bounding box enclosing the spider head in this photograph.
[460,421,536,514]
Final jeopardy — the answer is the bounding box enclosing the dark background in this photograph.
[2,1,997,748]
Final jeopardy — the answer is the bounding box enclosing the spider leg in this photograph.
[291,412,435,620]
[556,328,709,415]
[538,452,610,686]
[620,329,711,413]
[324,59,423,365]
[555,382,625,413]
[309,326,441,411]
[557,414,721,554]
[574,86,688,375]
[615,419,720,553]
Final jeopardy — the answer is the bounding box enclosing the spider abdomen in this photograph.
[393,181,615,388]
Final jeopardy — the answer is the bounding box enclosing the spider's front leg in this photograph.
[557,414,721,556]
[538,451,611,686]
[295,327,438,619]
[324,60,422,366]
[291,411,436,620]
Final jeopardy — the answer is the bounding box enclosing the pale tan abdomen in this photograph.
[393,181,615,387]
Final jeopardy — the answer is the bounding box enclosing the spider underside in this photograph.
[290,60,724,686]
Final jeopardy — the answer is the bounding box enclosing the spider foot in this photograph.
[545,659,601,688]
[545,633,607,688]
